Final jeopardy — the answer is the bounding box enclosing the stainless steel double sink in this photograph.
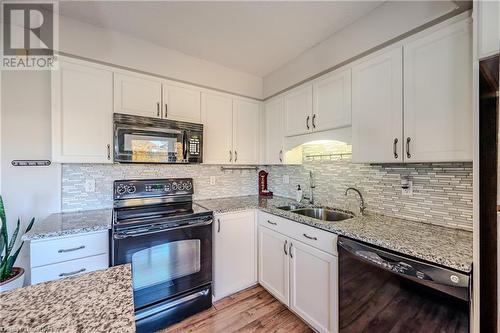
[277,205,354,222]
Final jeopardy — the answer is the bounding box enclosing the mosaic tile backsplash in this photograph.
[62,142,473,230]
[62,164,259,211]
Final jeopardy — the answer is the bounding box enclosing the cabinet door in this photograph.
[284,84,313,136]
[213,211,257,300]
[233,99,260,165]
[404,19,472,162]
[264,98,285,164]
[290,241,338,333]
[114,72,162,118]
[162,84,201,123]
[258,226,290,305]
[352,46,403,163]
[313,68,352,132]
[477,0,499,59]
[201,93,233,164]
[52,59,113,163]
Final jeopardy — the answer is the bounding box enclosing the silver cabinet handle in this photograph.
[393,138,399,159]
[289,242,293,258]
[156,102,160,117]
[59,268,86,277]
[279,150,283,163]
[164,103,168,118]
[267,220,277,225]
[229,151,233,163]
[306,116,310,130]
[303,233,317,240]
[234,151,238,163]
[312,114,316,129]
[107,144,111,160]
[217,219,221,233]
[406,137,411,158]
[284,240,288,255]
[58,245,85,253]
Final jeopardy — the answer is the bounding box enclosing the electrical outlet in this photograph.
[401,180,413,196]
[85,179,96,192]
[209,176,216,185]
[283,175,290,184]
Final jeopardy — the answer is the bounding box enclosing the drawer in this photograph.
[31,253,108,284]
[259,211,338,256]
[30,231,108,267]
[258,211,288,233]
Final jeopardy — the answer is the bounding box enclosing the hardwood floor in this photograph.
[158,285,313,333]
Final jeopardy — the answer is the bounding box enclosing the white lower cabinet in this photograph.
[258,212,338,333]
[29,231,109,284]
[290,240,338,333]
[213,210,257,301]
[258,226,289,305]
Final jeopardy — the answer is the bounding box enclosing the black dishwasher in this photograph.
[338,236,471,333]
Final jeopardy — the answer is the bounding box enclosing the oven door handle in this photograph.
[113,219,213,239]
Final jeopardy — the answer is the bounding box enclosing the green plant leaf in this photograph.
[25,217,35,233]
[6,219,20,258]
[0,196,7,259]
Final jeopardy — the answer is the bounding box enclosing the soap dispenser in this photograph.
[296,185,303,203]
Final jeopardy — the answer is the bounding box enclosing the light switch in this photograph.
[283,175,290,184]
[210,176,216,185]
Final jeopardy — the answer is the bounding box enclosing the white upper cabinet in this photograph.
[404,18,472,162]
[264,97,285,164]
[284,84,313,136]
[114,72,162,118]
[162,83,201,123]
[213,211,257,301]
[351,46,403,163]
[202,92,260,165]
[201,92,233,164]
[477,0,499,59]
[233,99,260,165]
[52,58,113,163]
[312,67,352,132]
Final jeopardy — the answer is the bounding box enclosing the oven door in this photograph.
[112,218,212,310]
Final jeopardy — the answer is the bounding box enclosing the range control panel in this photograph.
[114,178,194,199]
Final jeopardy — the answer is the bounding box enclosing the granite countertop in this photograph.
[196,195,473,273]
[22,208,112,241]
[0,264,135,333]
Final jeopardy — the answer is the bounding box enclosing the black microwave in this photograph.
[113,113,203,164]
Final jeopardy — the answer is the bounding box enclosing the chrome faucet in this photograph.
[303,171,315,205]
[345,187,366,216]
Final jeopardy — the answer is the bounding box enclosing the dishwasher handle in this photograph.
[337,236,470,301]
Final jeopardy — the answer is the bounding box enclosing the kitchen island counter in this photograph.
[0,264,134,333]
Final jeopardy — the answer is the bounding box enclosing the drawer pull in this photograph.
[267,220,277,225]
[58,245,85,253]
[303,233,317,240]
[284,240,288,255]
[59,268,86,277]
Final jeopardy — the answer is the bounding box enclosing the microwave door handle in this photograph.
[182,131,189,161]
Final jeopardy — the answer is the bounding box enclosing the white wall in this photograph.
[1,71,62,283]
[59,15,263,99]
[263,0,458,97]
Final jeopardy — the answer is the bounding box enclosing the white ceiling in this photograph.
[59,1,385,77]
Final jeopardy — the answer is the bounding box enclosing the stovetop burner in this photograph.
[112,178,212,229]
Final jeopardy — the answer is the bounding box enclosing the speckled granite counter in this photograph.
[0,264,135,333]
[22,208,112,241]
[196,195,473,273]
